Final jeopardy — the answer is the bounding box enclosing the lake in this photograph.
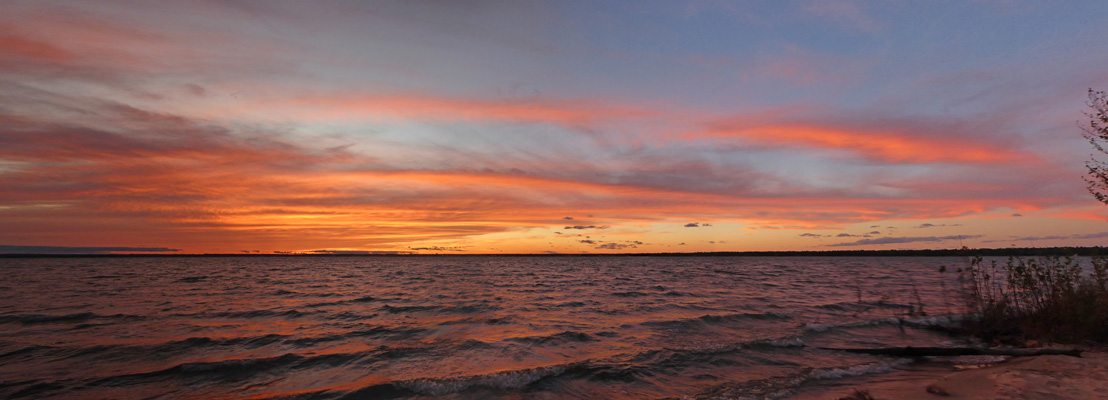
[0,256,981,399]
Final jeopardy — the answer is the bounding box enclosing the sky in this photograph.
[2,1,1108,254]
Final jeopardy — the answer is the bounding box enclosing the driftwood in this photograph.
[817,346,1082,358]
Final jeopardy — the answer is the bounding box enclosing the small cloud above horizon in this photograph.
[596,242,636,250]
[916,223,963,229]
[310,249,411,255]
[836,233,871,238]
[827,235,983,247]
[408,246,466,252]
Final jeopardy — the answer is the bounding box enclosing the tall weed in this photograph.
[961,254,1108,343]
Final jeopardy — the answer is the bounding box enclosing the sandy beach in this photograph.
[788,349,1108,400]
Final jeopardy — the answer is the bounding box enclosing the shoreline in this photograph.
[3,246,1106,257]
[786,349,1108,399]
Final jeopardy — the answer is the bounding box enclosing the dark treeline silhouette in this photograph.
[3,246,1107,258]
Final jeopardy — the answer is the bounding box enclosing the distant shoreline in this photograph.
[2,246,1106,258]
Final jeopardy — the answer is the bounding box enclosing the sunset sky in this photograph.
[3,1,1108,254]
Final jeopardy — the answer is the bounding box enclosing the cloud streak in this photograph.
[828,235,984,247]
[697,118,1033,164]
[0,245,178,254]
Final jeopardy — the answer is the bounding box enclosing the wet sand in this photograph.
[788,350,1108,400]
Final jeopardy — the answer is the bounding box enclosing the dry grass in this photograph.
[960,253,1108,344]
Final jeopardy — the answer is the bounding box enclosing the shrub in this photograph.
[960,254,1108,343]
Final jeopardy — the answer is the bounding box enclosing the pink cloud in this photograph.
[253,93,653,127]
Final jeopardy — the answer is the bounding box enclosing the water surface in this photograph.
[0,256,975,399]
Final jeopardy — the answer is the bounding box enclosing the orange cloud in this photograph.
[249,93,652,126]
[0,86,1088,253]
[698,122,1032,164]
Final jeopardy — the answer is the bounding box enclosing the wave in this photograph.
[653,334,807,362]
[7,381,66,399]
[380,305,440,313]
[439,304,501,314]
[642,312,791,329]
[507,331,596,346]
[86,350,370,388]
[396,363,579,396]
[800,314,964,334]
[610,291,649,297]
[555,301,588,308]
[808,358,914,380]
[325,311,378,321]
[336,362,612,398]
[11,326,431,368]
[207,309,317,319]
[815,300,917,312]
[0,312,143,325]
[302,295,381,308]
[380,304,500,314]
[334,333,810,399]
[691,358,916,400]
[6,334,290,366]
[0,345,54,360]
[174,276,208,283]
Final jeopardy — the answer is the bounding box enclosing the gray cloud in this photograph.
[308,249,410,255]
[596,243,635,250]
[827,235,983,247]
[408,246,466,251]
[684,222,700,227]
[564,225,608,230]
[916,223,962,229]
[185,83,207,97]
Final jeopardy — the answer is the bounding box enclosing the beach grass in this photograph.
[960,253,1108,344]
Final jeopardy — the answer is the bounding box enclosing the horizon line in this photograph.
[2,246,1106,257]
